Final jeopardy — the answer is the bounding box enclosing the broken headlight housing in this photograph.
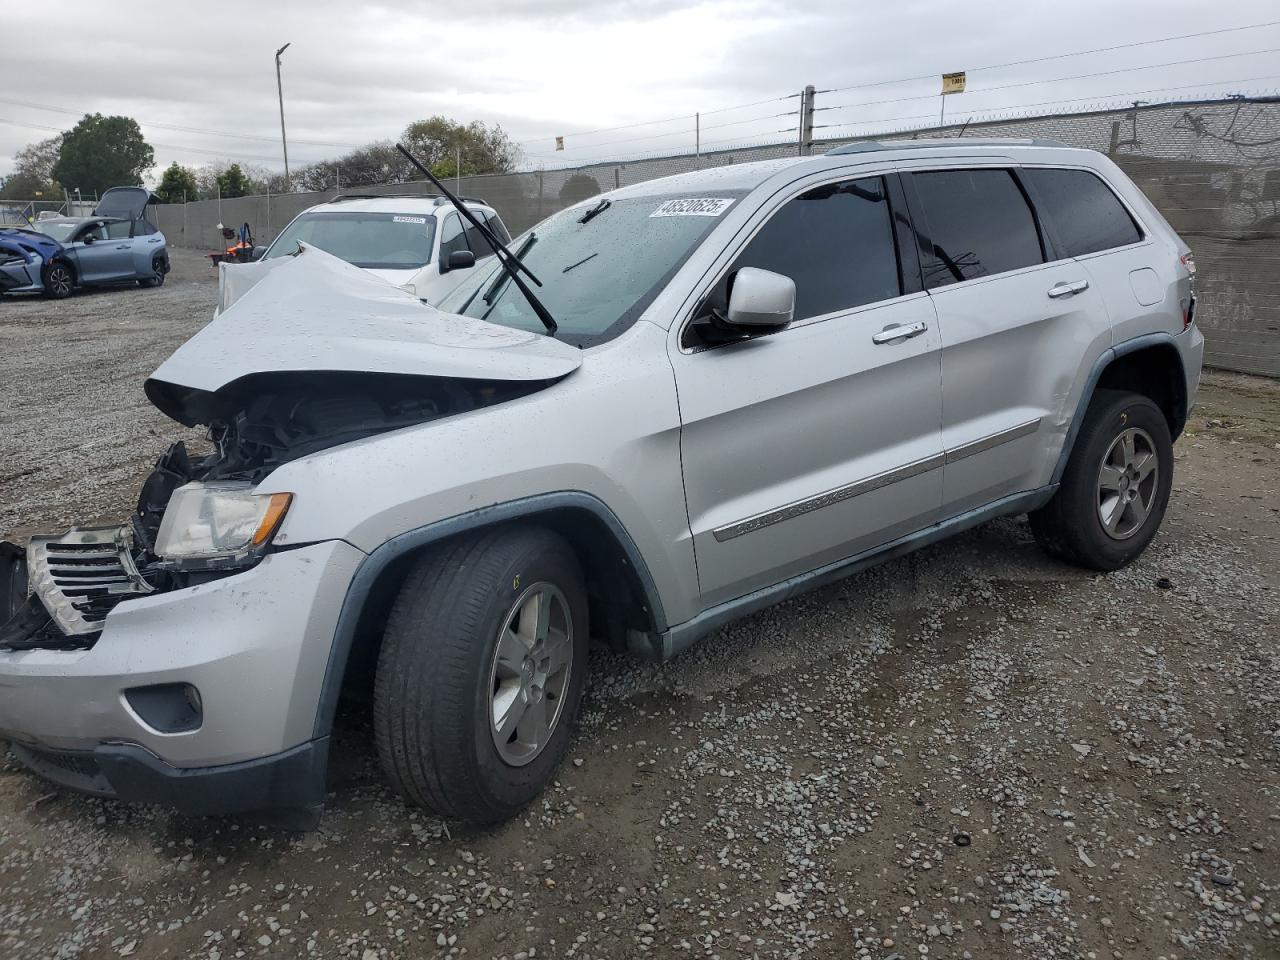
[153,483,292,571]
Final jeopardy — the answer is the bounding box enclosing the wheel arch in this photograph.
[311,491,668,740]
[43,254,78,285]
[1052,332,1188,485]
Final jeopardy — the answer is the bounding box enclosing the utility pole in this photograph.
[455,146,462,195]
[798,84,815,156]
[275,42,292,191]
[695,112,700,161]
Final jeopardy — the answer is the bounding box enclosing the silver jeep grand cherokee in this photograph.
[0,139,1202,828]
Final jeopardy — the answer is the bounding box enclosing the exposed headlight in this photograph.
[154,482,292,567]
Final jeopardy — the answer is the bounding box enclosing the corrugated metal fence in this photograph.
[156,96,1280,378]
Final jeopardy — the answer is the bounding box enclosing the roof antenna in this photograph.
[955,117,971,138]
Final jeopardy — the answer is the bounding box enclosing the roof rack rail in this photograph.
[826,137,1070,155]
[326,192,489,205]
[329,192,441,202]
[432,195,488,206]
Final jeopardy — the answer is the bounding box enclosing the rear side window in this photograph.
[1021,167,1142,257]
[731,176,901,321]
[105,221,131,240]
[910,169,1043,288]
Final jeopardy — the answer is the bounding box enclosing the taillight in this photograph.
[1180,252,1196,276]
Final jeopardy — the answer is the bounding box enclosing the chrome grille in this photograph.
[27,527,154,636]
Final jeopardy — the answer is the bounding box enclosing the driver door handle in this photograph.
[872,320,929,345]
[1047,279,1089,298]
[114,244,131,250]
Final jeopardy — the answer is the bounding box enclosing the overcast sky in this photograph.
[3,0,1278,182]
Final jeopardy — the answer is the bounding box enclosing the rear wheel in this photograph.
[1030,389,1173,571]
[138,254,166,288]
[373,525,589,823]
[42,261,73,299]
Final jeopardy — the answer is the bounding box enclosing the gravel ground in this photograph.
[1,256,1277,960]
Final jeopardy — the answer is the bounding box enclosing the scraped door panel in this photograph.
[904,167,1113,514]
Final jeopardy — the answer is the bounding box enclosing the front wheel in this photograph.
[42,261,73,299]
[1030,389,1173,571]
[373,525,589,823]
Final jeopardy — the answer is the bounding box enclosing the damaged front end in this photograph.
[2,244,581,654]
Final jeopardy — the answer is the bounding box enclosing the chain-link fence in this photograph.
[154,96,1279,377]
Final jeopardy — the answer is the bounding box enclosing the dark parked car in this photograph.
[0,187,169,299]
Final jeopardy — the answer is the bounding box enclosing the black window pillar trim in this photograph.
[885,172,925,295]
[310,490,669,742]
[1013,167,1069,262]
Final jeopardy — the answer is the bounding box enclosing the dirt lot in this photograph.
[1,251,1277,960]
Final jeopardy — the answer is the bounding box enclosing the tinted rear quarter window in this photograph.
[1020,167,1142,257]
[910,169,1043,288]
[732,176,901,321]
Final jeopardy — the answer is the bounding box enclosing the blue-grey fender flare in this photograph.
[310,491,669,740]
[1050,331,1187,485]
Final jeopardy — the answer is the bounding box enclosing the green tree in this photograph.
[51,114,153,196]
[154,162,199,204]
[401,117,519,177]
[215,163,254,198]
[0,135,64,200]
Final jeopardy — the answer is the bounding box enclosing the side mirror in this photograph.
[446,249,476,271]
[250,245,269,262]
[81,234,96,245]
[725,267,795,331]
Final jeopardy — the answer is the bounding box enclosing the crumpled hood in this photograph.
[148,244,581,411]
[0,227,62,261]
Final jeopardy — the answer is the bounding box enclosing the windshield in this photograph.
[32,221,80,243]
[265,211,437,270]
[436,192,743,345]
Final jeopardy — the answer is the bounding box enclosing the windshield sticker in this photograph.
[393,215,428,224]
[650,198,733,218]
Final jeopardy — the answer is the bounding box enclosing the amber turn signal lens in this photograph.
[252,493,293,546]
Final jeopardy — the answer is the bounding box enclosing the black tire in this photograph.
[373,525,589,823]
[42,260,74,299]
[138,255,167,288]
[1030,389,1173,571]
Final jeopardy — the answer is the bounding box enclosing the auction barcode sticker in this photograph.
[393,216,428,224]
[650,198,734,218]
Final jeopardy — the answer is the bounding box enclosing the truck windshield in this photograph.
[437,193,742,345]
[265,211,437,270]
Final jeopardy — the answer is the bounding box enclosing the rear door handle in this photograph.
[1047,279,1089,298]
[872,320,929,345]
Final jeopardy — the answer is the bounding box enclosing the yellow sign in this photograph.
[555,136,565,151]
[942,71,966,95]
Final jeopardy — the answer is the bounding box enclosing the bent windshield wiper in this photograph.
[483,232,538,306]
[395,143,558,336]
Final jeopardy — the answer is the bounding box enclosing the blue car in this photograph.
[0,187,169,299]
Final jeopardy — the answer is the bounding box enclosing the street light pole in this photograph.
[275,42,292,191]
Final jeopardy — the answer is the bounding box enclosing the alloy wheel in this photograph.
[1097,426,1159,540]
[48,265,72,297]
[488,582,574,767]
